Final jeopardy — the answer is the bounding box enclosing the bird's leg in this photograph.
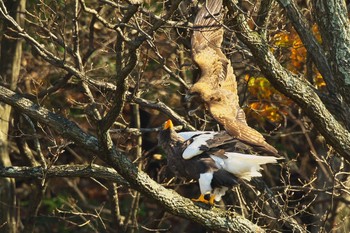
[192,194,209,204]
[208,194,216,205]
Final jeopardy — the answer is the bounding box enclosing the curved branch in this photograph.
[276,0,335,93]
[132,97,196,131]
[230,13,350,162]
[276,0,350,128]
[86,78,195,130]
[0,1,83,79]
[0,85,263,232]
[311,0,350,103]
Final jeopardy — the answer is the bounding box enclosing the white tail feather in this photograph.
[217,152,280,181]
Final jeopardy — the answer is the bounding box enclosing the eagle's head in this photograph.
[158,119,184,150]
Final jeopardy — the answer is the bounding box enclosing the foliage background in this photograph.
[0,0,350,232]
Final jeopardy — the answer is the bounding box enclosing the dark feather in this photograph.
[158,128,219,180]
[197,131,280,157]
[211,170,239,189]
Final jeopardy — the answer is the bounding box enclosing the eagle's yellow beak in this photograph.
[163,119,174,130]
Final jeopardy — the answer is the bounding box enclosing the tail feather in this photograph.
[221,152,281,181]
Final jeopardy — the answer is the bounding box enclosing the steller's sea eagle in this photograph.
[188,0,278,156]
[158,119,281,205]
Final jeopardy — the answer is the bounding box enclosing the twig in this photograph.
[73,0,84,71]
[0,1,84,79]
[228,5,350,162]
[0,81,264,233]
[110,125,184,135]
[79,0,131,32]
[108,182,124,229]
[145,39,190,89]
[124,91,142,233]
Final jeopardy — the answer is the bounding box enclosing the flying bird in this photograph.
[158,119,281,205]
[189,0,278,155]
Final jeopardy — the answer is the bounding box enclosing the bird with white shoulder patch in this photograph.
[158,119,282,205]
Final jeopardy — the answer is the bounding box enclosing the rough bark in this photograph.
[277,0,335,91]
[0,86,264,233]
[0,165,128,185]
[311,0,350,106]
[229,11,350,162]
[277,0,350,130]
[0,0,25,232]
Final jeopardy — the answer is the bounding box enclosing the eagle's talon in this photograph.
[209,194,216,206]
[158,119,281,209]
[192,194,216,206]
[192,194,210,205]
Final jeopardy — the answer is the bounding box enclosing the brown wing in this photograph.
[191,0,233,91]
[191,0,224,55]
[199,131,279,156]
[190,0,240,117]
[202,99,278,155]
[189,0,279,156]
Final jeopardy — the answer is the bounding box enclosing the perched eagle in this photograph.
[158,119,281,205]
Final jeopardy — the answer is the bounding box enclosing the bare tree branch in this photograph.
[83,77,195,130]
[0,164,128,185]
[276,0,335,93]
[276,0,350,128]
[0,85,264,233]
[311,0,350,106]
[0,0,84,79]
[229,9,350,162]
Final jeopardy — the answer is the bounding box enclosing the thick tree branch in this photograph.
[97,0,183,133]
[0,164,128,185]
[98,3,139,132]
[276,0,335,93]
[0,85,263,232]
[276,0,350,129]
[311,0,350,113]
[230,13,350,162]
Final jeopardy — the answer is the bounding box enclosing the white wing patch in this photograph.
[214,152,280,181]
[199,172,213,195]
[178,131,205,140]
[179,131,280,181]
[209,155,225,168]
[182,132,217,159]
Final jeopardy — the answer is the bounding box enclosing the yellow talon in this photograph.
[192,194,216,205]
[209,195,216,205]
[192,194,209,204]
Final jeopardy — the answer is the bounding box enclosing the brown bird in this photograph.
[158,119,281,205]
[189,0,278,155]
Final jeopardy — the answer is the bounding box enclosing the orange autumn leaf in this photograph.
[246,75,288,123]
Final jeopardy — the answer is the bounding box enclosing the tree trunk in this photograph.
[0,0,26,232]
[311,0,350,114]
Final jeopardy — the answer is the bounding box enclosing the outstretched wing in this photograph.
[191,0,234,91]
[192,0,223,53]
[190,0,241,121]
[189,0,279,157]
